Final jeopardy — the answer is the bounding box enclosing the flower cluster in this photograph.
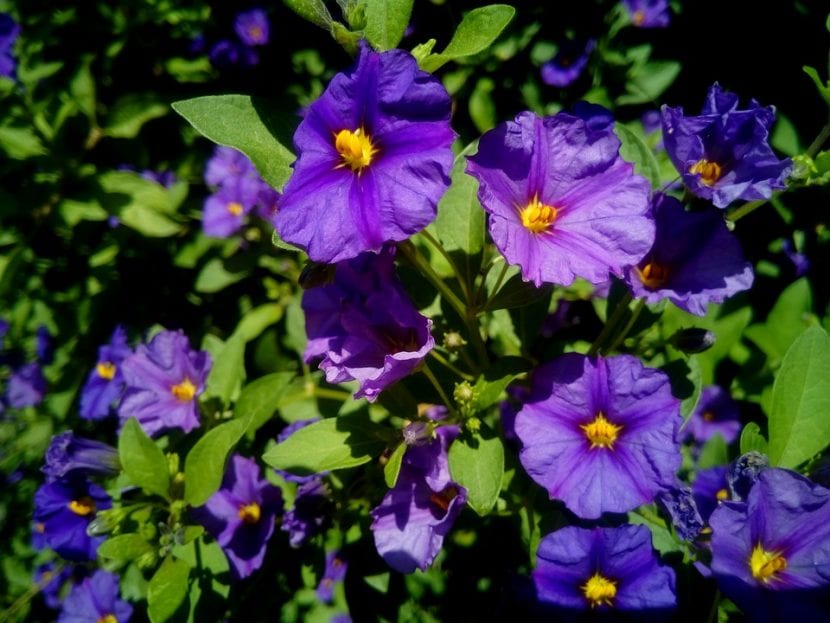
[208,8,270,69]
[203,145,279,238]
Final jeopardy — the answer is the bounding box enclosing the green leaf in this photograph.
[771,113,803,157]
[204,331,247,405]
[618,61,680,105]
[697,433,728,469]
[448,427,504,515]
[172,95,294,191]
[234,303,284,342]
[70,56,96,121]
[0,126,48,159]
[283,0,333,29]
[104,93,169,138]
[616,123,660,187]
[194,258,246,293]
[262,414,389,475]
[97,534,154,567]
[485,272,552,311]
[364,0,414,50]
[236,372,296,435]
[768,325,830,468]
[118,418,170,498]
[420,5,516,72]
[384,442,407,488]
[468,77,496,133]
[745,278,814,363]
[739,422,768,455]
[97,171,184,237]
[148,557,190,623]
[432,144,485,290]
[184,418,248,506]
[473,356,531,411]
[804,65,830,107]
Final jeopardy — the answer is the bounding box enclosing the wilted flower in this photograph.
[657,485,704,542]
[371,426,466,573]
[624,194,754,316]
[683,385,742,445]
[6,362,47,408]
[710,469,830,621]
[540,39,594,88]
[662,83,792,208]
[80,326,131,421]
[33,477,112,561]
[622,0,670,28]
[42,432,120,482]
[303,248,434,402]
[727,451,769,503]
[57,570,133,623]
[193,455,283,579]
[467,105,654,287]
[534,525,676,615]
[275,42,454,263]
[515,353,681,519]
[118,330,211,437]
[235,8,269,46]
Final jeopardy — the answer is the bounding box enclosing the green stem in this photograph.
[588,292,634,356]
[479,262,511,313]
[418,229,474,306]
[429,349,475,381]
[603,298,646,354]
[474,258,497,307]
[705,589,721,623]
[420,362,457,418]
[807,119,830,158]
[725,197,770,223]
[314,387,353,401]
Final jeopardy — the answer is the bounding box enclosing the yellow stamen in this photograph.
[580,412,623,449]
[520,195,558,234]
[226,201,243,216]
[171,378,196,402]
[637,262,669,290]
[581,572,617,608]
[97,615,118,623]
[34,522,45,533]
[249,26,262,41]
[96,361,117,380]
[632,10,646,26]
[702,410,715,422]
[238,502,261,524]
[68,496,96,517]
[689,159,722,186]
[749,544,787,584]
[715,488,729,501]
[334,128,377,172]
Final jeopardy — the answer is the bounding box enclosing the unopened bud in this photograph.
[454,381,476,405]
[670,328,716,354]
[443,331,466,351]
[465,417,481,434]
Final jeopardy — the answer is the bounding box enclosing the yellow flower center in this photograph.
[226,201,243,216]
[749,544,787,584]
[97,615,118,623]
[335,128,377,172]
[580,412,622,449]
[715,488,729,501]
[238,502,262,524]
[520,195,558,234]
[581,572,617,608]
[632,10,646,25]
[171,378,196,402]
[96,361,117,380]
[249,26,263,40]
[689,159,722,186]
[637,261,669,290]
[68,496,96,516]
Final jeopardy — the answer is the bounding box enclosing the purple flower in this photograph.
[118,330,211,437]
[316,551,348,603]
[624,194,754,316]
[540,39,594,88]
[781,239,809,277]
[282,478,331,547]
[36,325,54,364]
[533,525,676,614]
[205,146,257,187]
[42,432,120,482]
[209,39,258,69]
[303,248,434,402]
[622,0,670,28]
[35,562,79,610]
[657,485,704,542]
[692,465,731,522]
[202,176,261,238]
[6,362,47,408]
[371,426,467,574]
[33,477,112,561]
[234,8,269,46]
[515,354,681,519]
[57,570,133,623]
[710,469,830,621]
[0,13,20,79]
[641,110,662,135]
[466,106,654,287]
[662,83,792,208]
[683,385,741,445]
[140,169,177,188]
[275,42,455,264]
[80,326,132,421]
[193,455,282,579]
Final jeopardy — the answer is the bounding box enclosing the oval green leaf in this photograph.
[118,418,170,499]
